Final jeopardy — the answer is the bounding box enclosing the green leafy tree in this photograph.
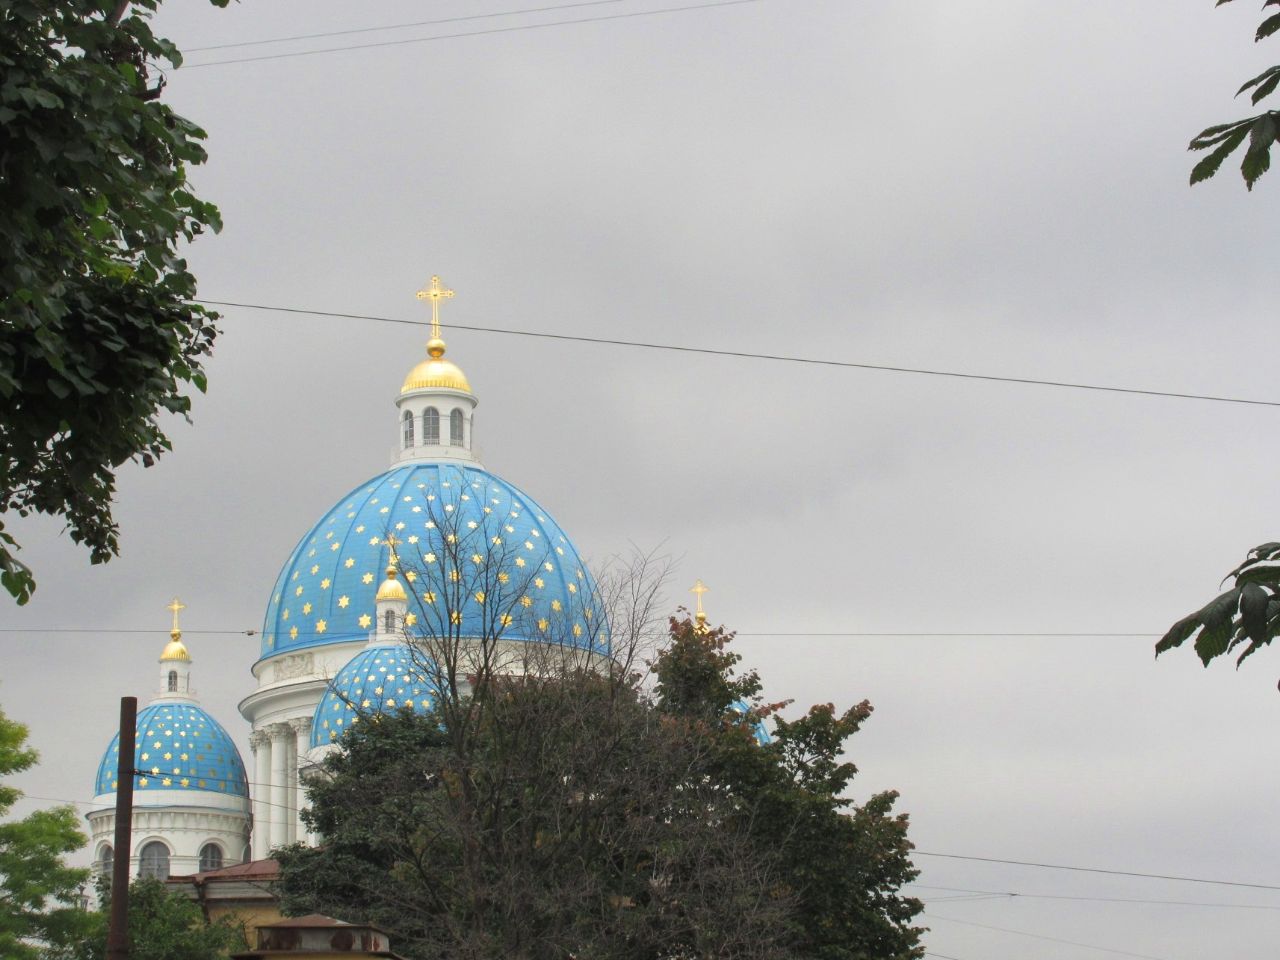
[54,877,247,960]
[1156,543,1280,684]
[1189,0,1280,189]
[654,617,923,960]
[277,614,922,960]
[0,0,226,604]
[0,706,94,959]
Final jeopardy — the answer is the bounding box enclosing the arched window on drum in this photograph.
[138,841,170,880]
[423,407,440,444]
[403,410,415,448]
[449,409,464,447]
[199,842,223,872]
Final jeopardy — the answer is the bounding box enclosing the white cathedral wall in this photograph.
[239,640,367,857]
[86,803,250,878]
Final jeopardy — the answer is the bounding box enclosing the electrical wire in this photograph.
[17,788,1280,894]
[908,883,1280,911]
[0,628,1159,638]
[913,852,1280,892]
[194,299,1280,409]
[923,912,1171,960]
[185,0,628,52]
[182,0,764,69]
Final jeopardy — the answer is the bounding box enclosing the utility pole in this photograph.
[106,696,136,960]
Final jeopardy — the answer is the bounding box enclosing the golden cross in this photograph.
[167,596,186,634]
[383,534,403,565]
[690,580,708,616]
[415,275,455,341]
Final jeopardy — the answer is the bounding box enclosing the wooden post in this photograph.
[106,696,136,960]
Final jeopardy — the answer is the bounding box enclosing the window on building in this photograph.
[423,407,440,444]
[449,409,464,447]
[199,842,223,872]
[167,670,178,692]
[384,610,397,632]
[403,409,415,448]
[99,844,114,875]
[138,841,170,880]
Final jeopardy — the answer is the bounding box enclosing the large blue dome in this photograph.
[94,701,248,798]
[262,462,607,659]
[311,643,440,747]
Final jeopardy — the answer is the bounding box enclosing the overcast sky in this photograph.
[4,1,1280,957]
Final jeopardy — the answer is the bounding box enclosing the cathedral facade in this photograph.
[88,277,608,877]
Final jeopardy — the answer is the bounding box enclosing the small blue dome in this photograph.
[95,701,248,798]
[311,644,439,747]
[261,463,607,659]
[728,700,772,745]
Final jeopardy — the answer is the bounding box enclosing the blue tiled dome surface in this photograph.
[261,463,607,659]
[95,701,248,797]
[311,644,439,747]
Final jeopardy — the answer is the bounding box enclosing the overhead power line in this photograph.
[0,627,1158,638]
[185,0,628,52]
[924,912,1171,960]
[914,851,1280,892]
[194,299,1280,409]
[182,0,763,69]
[908,882,1280,911]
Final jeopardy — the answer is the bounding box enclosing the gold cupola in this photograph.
[402,275,471,394]
[375,563,408,603]
[160,596,191,661]
[376,535,409,603]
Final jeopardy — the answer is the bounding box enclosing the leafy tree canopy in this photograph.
[277,617,922,960]
[53,877,247,960]
[1157,542,1280,685]
[0,705,94,960]
[0,0,225,604]
[1189,0,1280,189]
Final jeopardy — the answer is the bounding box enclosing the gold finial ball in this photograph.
[427,337,447,359]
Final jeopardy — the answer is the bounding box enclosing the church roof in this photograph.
[311,643,439,747]
[95,701,249,798]
[260,462,608,660]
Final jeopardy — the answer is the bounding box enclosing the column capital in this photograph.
[248,730,270,749]
[266,722,292,740]
[287,716,312,734]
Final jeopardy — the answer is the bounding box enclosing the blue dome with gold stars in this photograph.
[311,643,440,747]
[728,700,773,745]
[261,462,607,659]
[94,701,248,798]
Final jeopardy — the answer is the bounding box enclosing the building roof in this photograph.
[259,462,609,659]
[171,857,281,882]
[94,700,249,800]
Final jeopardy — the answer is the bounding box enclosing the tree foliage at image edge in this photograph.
[0,0,226,604]
[0,706,94,960]
[1189,0,1280,188]
[1157,542,1280,682]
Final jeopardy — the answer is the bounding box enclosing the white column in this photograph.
[249,730,271,860]
[268,723,292,851]
[289,717,312,844]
